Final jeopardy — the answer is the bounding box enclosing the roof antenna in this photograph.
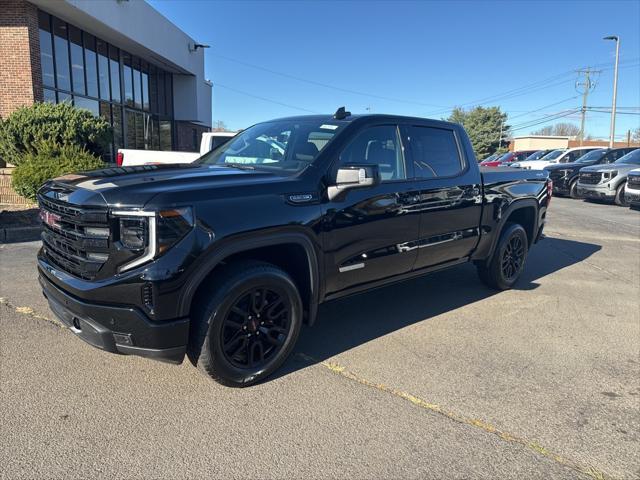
[333,106,351,120]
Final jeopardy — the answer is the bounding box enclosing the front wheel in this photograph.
[614,183,629,207]
[477,223,529,290]
[188,261,302,387]
[569,179,581,199]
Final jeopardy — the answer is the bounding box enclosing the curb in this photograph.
[0,225,42,243]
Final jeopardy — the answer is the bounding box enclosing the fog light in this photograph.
[113,333,133,346]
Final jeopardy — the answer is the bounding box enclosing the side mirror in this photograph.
[328,164,380,200]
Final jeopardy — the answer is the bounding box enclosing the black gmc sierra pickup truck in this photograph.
[37,109,551,386]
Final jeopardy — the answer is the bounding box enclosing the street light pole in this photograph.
[604,35,620,148]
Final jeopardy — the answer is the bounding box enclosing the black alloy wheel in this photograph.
[221,287,291,369]
[500,234,525,282]
[188,261,302,387]
[477,222,529,290]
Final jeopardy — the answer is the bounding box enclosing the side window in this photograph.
[408,126,463,178]
[339,125,406,181]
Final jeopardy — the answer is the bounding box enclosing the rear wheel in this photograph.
[614,183,629,207]
[188,261,302,387]
[477,223,528,290]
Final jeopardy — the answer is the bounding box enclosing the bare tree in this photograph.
[213,120,228,132]
[532,122,580,136]
[632,127,640,143]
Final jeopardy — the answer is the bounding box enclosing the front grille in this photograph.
[627,176,640,189]
[579,172,602,185]
[38,195,110,280]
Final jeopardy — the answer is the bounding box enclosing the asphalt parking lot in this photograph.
[1,197,639,480]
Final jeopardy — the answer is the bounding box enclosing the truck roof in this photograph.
[269,113,459,128]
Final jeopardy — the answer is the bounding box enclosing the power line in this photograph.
[212,53,448,108]
[507,95,580,121]
[509,109,582,132]
[213,83,319,113]
[209,48,639,113]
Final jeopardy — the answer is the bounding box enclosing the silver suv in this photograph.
[577,149,640,206]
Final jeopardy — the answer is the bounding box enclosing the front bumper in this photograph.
[576,183,615,200]
[625,187,640,206]
[39,272,189,364]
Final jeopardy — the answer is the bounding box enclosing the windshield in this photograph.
[524,150,547,161]
[575,149,606,163]
[197,119,344,173]
[541,149,564,160]
[496,152,513,162]
[614,149,640,165]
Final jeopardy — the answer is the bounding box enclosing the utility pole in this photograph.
[575,68,600,146]
[604,35,620,148]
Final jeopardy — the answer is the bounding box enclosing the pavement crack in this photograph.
[0,297,61,327]
[296,352,615,480]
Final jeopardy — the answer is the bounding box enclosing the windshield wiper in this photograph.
[218,162,256,170]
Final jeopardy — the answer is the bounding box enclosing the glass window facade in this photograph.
[38,10,175,160]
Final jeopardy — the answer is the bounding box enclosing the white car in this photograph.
[117,131,237,167]
[512,146,601,170]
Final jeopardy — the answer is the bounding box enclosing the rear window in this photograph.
[408,126,463,178]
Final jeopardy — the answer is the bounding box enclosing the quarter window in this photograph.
[339,126,406,181]
[408,126,463,178]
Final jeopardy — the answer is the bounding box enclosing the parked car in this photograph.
[512,147,601,170]
[577,148,640,206]
[480,150,537,167]
[544,147,637,198]
[116,131,237,166]
[36,110,551,387]
[624,168,640,209]
[523,149,554,162]
[480,153,500,163]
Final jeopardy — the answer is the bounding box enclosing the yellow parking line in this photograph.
[297,353,613,480]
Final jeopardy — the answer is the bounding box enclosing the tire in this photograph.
[187,261,302,387]
[569,179,580,199]
[477,223,529,291]
[614,183,629,207]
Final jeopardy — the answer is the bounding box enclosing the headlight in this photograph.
[602,170,618,180]
[113,207,194,272]
[511,163,521,168]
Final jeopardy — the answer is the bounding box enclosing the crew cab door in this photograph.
[321,124,420,294]
[401,124,483,270]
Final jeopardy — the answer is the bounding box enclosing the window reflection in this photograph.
[69,25,85,94]
[84,33,98,97]
[109,45,121,102]
[37,10,175,160]
[38,12,55,88]
[53,18,70,91]
[97,40,110,100]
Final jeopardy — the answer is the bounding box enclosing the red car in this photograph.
[481,150,537,167]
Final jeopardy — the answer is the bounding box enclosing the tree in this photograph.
[213,120,228,132]
[0,102,111,166]
[532,122,580,137]
[632,127,640,143]
[447,106,508,159]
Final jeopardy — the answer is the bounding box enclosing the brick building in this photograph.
[0,0,212,160]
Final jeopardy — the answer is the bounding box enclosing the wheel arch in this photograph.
[486,198,540,260]
[179,232,321,326]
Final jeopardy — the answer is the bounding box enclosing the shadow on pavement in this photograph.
[277,236,602,379]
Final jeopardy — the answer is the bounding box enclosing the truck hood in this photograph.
[580,163,639,174]
[40,164,282,208]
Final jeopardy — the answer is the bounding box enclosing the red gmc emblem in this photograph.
[40,209,61,229]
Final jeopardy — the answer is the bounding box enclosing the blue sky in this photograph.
[149,0,640,139]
